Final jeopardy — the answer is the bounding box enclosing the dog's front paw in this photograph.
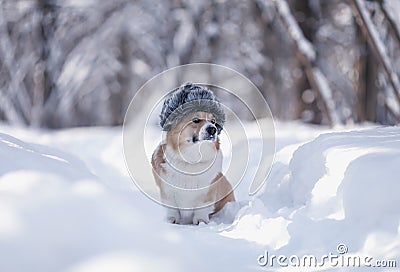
[167,216,180,224]
[193,207,212,225]
[193,215,210,225]
[166,209,180,224]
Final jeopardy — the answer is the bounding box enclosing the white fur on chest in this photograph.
[160,142,222,211]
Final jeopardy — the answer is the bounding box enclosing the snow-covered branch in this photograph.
[271,0,341,125]
[380,0,400,44]
[272,0,316,62]
[0,4,31,125]
[351,0,400,107]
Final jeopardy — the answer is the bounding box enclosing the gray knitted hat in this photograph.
[160,83,225,132]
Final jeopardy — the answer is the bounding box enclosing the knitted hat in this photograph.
[160,83,225,132]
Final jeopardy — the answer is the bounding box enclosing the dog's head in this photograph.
[167,111,220,147]
[160,83,224,163]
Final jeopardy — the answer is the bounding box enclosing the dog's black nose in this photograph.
[206,126,217,136]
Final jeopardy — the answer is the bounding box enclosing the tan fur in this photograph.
[208,172,236,214]
[151,144,166,188]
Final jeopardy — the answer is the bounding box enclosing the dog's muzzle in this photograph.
[206,126,216,136]
[202,124,217,141]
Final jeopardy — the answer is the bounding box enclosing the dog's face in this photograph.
[166,111,220,163]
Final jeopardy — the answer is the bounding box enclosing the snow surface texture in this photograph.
[0,122,399,271]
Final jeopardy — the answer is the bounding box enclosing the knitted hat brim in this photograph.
[162,99,225,132]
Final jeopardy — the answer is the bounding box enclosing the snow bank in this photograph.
[0,123,399,271]
[258,127,400,260]
[0,132,160,271]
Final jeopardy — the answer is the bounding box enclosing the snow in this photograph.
[0,121,399,271]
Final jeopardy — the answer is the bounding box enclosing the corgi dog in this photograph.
[151,83,235,224]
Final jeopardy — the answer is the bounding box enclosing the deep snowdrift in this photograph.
[0,123,398,271]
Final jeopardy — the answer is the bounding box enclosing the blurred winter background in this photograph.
[1,0,400,127]
[1,0,400,272]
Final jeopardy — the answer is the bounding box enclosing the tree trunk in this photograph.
[36,0,57,127]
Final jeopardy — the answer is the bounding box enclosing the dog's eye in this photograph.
[211,119,216,124]
[192,118,200,124]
